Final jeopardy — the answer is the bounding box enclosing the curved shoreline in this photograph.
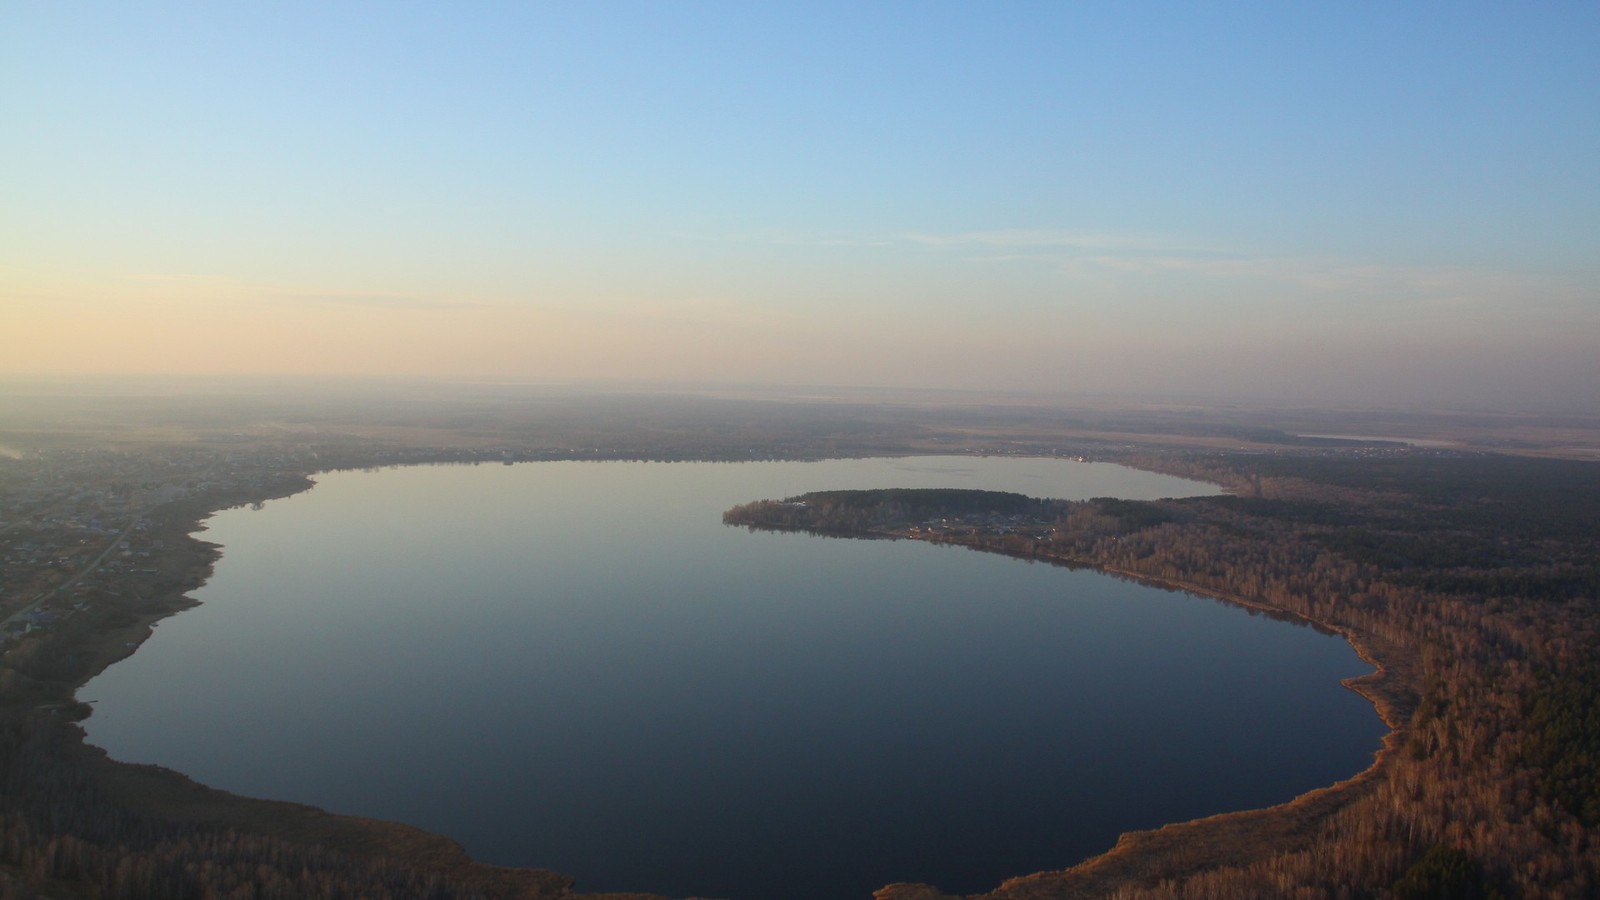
[68,464,1412,900]
[990,593,1412,898]
[63,474,611,898]
[872,537,1414,899]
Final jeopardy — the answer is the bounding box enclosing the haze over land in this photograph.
[5,8,1600,896]
[3,3,1596,412]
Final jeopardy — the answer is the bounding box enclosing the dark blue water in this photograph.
[82,458,1384,899]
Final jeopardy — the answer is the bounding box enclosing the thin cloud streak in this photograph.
[1071,253,1589,307]
[123,272,218,283]
[668,227,1234,259]
[117,273,485,311]
[666,230,898,248]
[888,232,1591,321]
[897,229,1215,253]
[666,226,1592,323]
[280,292,485,311]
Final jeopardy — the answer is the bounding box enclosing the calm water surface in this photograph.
[82,457,1384,899]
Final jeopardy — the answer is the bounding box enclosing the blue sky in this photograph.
[3,2,1596,410]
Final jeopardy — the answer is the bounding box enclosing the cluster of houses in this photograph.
[907,510,1057,540]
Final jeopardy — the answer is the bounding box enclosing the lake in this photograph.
[81,456,1385,899]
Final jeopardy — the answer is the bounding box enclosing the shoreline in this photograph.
[60,475,620,899]
[862,531,1415,899]
[65,462,1413,900]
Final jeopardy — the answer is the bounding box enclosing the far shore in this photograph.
[67,457,1413,900]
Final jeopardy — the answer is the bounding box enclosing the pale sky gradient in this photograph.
[4,2,1597,411]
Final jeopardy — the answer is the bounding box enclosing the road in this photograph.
[1,515,141,631]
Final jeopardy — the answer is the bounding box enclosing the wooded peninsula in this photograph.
[726,455,1600,900]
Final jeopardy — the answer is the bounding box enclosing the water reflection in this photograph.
[82,458,1383,900]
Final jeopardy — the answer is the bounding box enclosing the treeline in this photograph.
[0,710,524,900]
[723,488,1060,533]
[774,453,1600,899]
[1027,456,1600,898]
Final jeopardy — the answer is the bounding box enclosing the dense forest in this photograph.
[734,453,1600,899]
[723,488,1060,534]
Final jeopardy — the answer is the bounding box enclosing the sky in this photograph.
[3,2,1597,411]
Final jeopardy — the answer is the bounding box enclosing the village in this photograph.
[0,444,318,653]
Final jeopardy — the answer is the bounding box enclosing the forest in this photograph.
[723,488,1059,533]
[733,452,1600,900]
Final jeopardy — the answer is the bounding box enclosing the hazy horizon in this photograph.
[5,3,1596,413]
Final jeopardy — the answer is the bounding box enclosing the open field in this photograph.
[4,378,1598,460]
